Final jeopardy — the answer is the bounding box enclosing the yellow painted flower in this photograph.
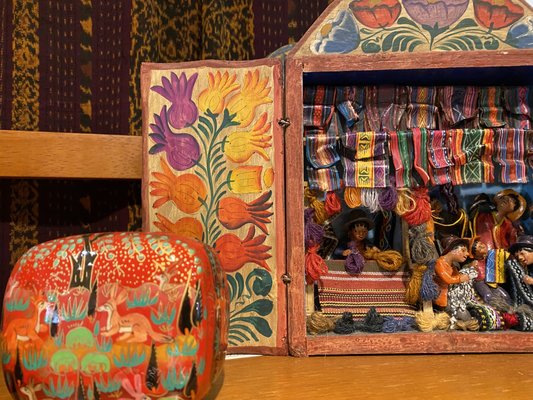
[226,69,273,128]
[227,165,274,194]
[197,71,239,114]
[223,112,272,163]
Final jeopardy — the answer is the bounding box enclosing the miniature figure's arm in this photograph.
[435,259,468,284]
[523,275,533,285]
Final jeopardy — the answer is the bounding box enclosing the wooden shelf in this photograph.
[0,130,142,179]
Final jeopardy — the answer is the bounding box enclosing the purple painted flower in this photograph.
[149,106,200,171]
[151,72,199,129]
[403,0,469,28]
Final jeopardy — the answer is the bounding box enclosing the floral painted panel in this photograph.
[143,62,285,350]
[300,0,533,54]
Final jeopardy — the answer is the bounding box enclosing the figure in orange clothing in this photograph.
[470,189,526,252]
[433,235,470,310]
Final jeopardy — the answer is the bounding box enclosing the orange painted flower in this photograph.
[473,0,524,30]
[197,71,239,115]
[223,112,272,163]
[150,157,207,214]
[154,213,203,240]
[226,70,273,128]
[227,166,274,194]
[217,191,273,234]
[214,226,272,272]
[349,0,401,29]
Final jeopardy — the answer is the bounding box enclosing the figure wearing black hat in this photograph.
[505,235,533,331]
[341,209,376,257]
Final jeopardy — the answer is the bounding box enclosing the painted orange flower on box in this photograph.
[150,157,207,214]
[226,70,273,128]
[349,0,401,28]
[223,112,272,163]
[473,0,524,30]
[197,71,239,115]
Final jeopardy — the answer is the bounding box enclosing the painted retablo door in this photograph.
[141,59,287,354]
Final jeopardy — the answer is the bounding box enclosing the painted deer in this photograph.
[20,380,42,400]
[96,283,173,344]
[3,295,49,353]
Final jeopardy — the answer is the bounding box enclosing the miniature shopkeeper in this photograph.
[434,235,470,309]
[342,209,376,257]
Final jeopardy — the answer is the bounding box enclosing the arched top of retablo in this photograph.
[290,0,533,57]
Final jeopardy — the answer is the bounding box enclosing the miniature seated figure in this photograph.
[434,235,470,313]
[470,189,526,251]
[505,235,533,331]
[342,208,404,274]
[470,237,512,305]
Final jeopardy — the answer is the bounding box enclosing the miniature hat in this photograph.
[344,208,374,231]
[493,189,526,222]
[509,235,533,254]
[440,234,469,255]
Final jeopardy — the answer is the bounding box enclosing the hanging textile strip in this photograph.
[428,130,454,185]
[411,128,430,186]
[340,130,389,188]
[438,86,479,129]
[303,85,337,136]
[481,128,495,183]
[493,128,528,183]
[336,86,364,130]
[485,248,508,285]
[305,112,341,168]
[479,87,506,128]
[450,128,486,185]
[364,86,408,132]
[306,165,342,192]
[389,131,414,188]
[406,86,438,129]
[503,86,531,129]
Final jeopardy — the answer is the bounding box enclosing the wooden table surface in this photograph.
[213,354,533,399]
[1,354,531,399]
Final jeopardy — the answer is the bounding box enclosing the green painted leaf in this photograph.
[452,18,478,31]
[247,268,273,296]
[448,38,469,51]
[397,17,419,29]
[408,39,424,52]
[232,299,273,317]
[483,38,499,50]
[229,324,259,342]
[227,275,238,302]
[360,28,373,35]
[199,116,213,133]
[381,30,413,52]
[236,272,245,299]
[465,35,483,50]
[361,41,381,53]
[197,122,210,139]
[231,316,273,337]
[149,143,165,155]
[228,334,245,344]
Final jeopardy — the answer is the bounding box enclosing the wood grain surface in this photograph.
[213,354,533,399]
[0,130,142,179]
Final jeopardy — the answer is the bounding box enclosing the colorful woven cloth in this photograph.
[317,262,416,320]
[306,165,342,191]
[306,113,341,168]
[428,129,453,185]
[485,248,507,285]
[364,86,407,131]
[406,86,438,129]
[438,86,479,129]
[412,128,430,186]
[303,85,336,135]
[503,86,531,129]
[336,86,365,131]
[493,128,528,183]
[389,130,414,187]
[340,130,389,188]
[450,128,494,184]
[479,87,506,128]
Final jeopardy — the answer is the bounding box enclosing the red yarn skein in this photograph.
[402,187,432,226]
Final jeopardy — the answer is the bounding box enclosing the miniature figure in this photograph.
[470,189,526,251]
